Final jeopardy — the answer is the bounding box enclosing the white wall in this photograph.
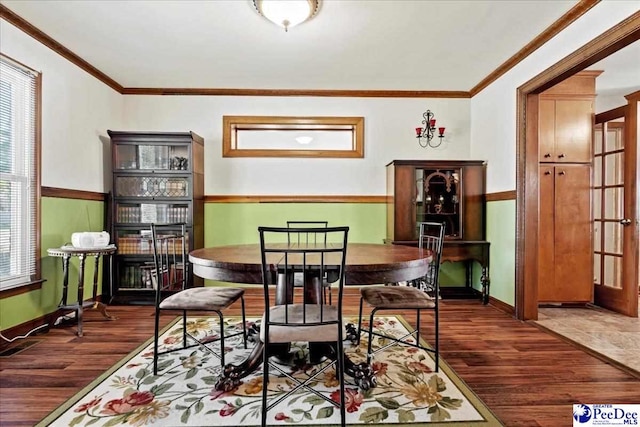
[470,1,640,193]
[0,20,124,193]
[122,96,471,195]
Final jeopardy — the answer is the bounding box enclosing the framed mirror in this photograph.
[222,116,364,158]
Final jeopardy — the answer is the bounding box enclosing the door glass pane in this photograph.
[593,156,602,186]
[605,125,623,152]
[593,221,601,251]
[604,152,624,186]
[603,254,622,289]
[603,222,623,255]
[593,253,601,285]
[593,189,601,220]
[603,188,623,220]
[594,124,603,155]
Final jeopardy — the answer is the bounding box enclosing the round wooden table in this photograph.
[189,243,432,391]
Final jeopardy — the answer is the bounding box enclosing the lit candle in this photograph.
[438,127,445,137]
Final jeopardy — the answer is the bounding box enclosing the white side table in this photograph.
[47,245,118,336]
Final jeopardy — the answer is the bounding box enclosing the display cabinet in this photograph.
[107,131,204,304]
[386,160,490,303]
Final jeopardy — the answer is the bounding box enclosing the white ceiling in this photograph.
[1,0,583,91]
[587,41,640,98]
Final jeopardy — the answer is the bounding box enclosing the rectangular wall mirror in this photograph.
[222,116,364,158]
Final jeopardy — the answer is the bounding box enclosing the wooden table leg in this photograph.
[481,265,490,305]
[91,254,117,321]
[76,254,86,337]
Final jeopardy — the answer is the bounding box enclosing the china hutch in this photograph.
[107,130,204,304]
[386,160,490,303]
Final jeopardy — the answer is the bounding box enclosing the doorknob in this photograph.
[619,219,632,226]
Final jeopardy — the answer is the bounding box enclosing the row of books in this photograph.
[120,264,184,290]
[117,205,190,224]
[117,234,189,255]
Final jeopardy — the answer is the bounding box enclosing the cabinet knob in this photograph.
[558,153,565,158]
[558,170,566,176]
[544,170,551,175]
[544,153,551,158]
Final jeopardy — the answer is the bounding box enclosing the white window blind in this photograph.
[0,56,38,290]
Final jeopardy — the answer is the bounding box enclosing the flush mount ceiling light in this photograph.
[253,0,320,32]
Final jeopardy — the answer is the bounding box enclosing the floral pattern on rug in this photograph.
[46,316,489,426]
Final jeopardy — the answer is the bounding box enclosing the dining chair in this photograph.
[150,223,247,375]
[258,225,349,427]
[356,221,444,372]
[286,220,333,304]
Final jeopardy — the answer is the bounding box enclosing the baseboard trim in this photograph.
[0,295,105,350]
[0,312,54,351]
[488,296,515,316]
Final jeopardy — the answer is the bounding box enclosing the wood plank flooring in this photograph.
[1,288,639,426]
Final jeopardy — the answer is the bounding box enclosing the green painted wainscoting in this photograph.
[1,198,514,333]
[204,202,469,288]
[486,199,516,306]
[0,197,105,331]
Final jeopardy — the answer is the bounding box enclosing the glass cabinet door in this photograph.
[114,143,190,171]
[414,167,462,238]
[114,176,189,198]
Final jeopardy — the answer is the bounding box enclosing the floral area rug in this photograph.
[37,315,502,426]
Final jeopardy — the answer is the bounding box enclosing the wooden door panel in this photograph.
[554,164,593,302]
[539,100,556,162]
[555,100,593,163]
[538,166,556,302]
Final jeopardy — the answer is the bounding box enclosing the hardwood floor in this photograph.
[1,288,639,426]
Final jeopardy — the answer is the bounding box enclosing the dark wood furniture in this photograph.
[189,242,432,391]
[537,72,597,303]
[385,160,490,303]
[47,245,117,336]
[107,131,204,304]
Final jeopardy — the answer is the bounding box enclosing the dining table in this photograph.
[189,242,432,391]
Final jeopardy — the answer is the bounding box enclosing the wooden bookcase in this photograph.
[107,130,204,304]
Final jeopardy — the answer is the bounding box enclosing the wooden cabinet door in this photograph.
[554,100,593,163]
[539,99,593,163]
[538,166,556,301]
[539,100,556,162]
[553,164,593,302]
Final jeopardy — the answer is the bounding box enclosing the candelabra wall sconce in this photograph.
[415,110,446,148]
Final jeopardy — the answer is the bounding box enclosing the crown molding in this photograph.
[0,4,124,93]
[121,87,470,98]
[1,1,600,98]
[469,0,600,96]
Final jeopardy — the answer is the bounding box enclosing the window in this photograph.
[223,116,364,158]
[0,55,41,291]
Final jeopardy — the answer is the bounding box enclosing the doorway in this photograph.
[515,15,640,321]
